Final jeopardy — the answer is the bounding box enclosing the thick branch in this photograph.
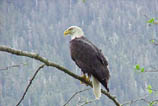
[0,45,121,106]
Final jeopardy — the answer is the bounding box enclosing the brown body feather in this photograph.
[70,36,110,92]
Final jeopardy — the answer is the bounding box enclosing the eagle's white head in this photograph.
[64,26,84,40]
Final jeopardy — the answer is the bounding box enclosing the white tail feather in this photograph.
[92,75,101,99]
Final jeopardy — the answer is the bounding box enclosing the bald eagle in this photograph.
[64,26,110,99]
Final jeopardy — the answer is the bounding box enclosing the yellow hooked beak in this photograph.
[64,29,71,36]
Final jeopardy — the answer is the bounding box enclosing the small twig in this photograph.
[150,39,158,46]
[79,99,97,106]
[0,63,26,71]
[16,64,45,106]
[154,21,158,24]
[153,43,158,46]
[122,94,149,106]
[143,14,150,19]
[143,14,158,25]
[153,41,158,46]
[144,70,158,72]
[150,88,158,92]
[150,99,158,105]
[143,65,158,72]
[63,88,91,106]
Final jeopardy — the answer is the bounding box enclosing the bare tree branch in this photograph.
[16,64,45,106]
[0,45,121,106]
[150,39,158,46]
[154,22,158,24]
[0,63,26,71]
[143,14,150,19]
[63,88,91,106]
[79,99,97,106]
[144,70,158,72]
[150,99,158,106]
[122,94,149,106]
[143,14,158,25]
[142,65,158,72]
[122,85,158,106]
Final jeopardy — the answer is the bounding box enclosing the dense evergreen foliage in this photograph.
[0,0,158,106]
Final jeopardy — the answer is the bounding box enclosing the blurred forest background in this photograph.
[0,0,158,106]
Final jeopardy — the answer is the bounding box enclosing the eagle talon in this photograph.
[80,74,90,86]
[80,74,86,84]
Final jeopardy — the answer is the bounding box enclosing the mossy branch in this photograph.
[0,45,121,106]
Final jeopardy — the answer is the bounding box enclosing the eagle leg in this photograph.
[80,74,90,86]
[80,74,87,84]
